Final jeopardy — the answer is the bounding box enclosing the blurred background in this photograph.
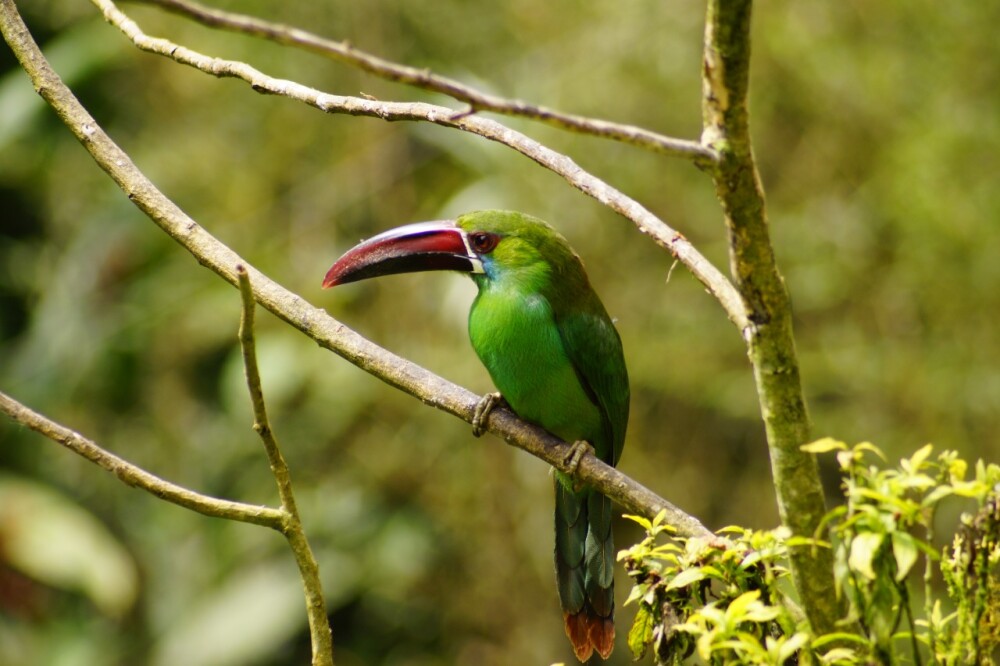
[1,1,998,664]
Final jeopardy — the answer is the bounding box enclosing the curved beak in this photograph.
[322,220,484,288]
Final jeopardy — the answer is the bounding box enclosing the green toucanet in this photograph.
[323,210,630,661]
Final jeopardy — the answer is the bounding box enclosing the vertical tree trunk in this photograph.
[702,0,840,635]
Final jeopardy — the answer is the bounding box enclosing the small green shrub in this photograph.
[620,441,1000,664]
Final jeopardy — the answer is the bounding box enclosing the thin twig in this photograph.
[0,390,284,529]
[91,0,747,332]
[923,510,937,658]
[138,0,718,165]
[236,265,334,666]
[897,580,922,666]
[237,265,300,523]
[0,0,712,541]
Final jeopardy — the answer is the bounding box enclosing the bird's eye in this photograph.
[469,231,500,254]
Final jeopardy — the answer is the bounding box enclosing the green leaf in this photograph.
[891,531,919,581]
[948,457,968,482]
[786,536,831,549]
[650,509,671,530]
[717,525,750,535]
[623,582,647,607]
[848,532,884,579]
[622,513,652,531]
[627,604,654,659]
[801,438,847,453]
[726,590,762,619]
[951,480,989,499]
[922,484,954,506]
[666,567,708,590]
[836,449,856,470]
[778,633,810,661]
[812,632,874,648]
[906,443,934,472]
[854,442,888,460]
[897,472,936,490]
[819,647,862,664]
[741,602,781,624]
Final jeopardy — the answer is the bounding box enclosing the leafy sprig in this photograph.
[622,441,1000,664]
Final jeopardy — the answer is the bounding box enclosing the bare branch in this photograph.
[0,390,284,529]
[0,0,712,541]
[237,266,334,666]
[91,0,747,331]
[139,0,718,164]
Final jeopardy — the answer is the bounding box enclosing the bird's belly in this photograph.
[469,294,602,444]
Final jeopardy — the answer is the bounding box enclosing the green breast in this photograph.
[468,286,603,447]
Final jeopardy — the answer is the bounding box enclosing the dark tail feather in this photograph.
[555,480,615,661]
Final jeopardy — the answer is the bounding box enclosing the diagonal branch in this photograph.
[0,390,285,529]
[0,0,712,542]
[138,0,718,164]
[91,0,747,332]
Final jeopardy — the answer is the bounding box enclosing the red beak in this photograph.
[322,221,483,288]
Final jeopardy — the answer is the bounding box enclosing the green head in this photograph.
[455,210,588,292]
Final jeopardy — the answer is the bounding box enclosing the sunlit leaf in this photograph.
[622,513,652,531]
[726,590,761,619]
[627,604,654,659]
[906,443,934,472]
[836,450,857,470]
[812,632,873,648]
[896,473,936,490]
[786,536,831,549]
[623,582,646,606]
[854,442,887,460]
[778,632,810,661]
[951,480,989,499]
[666,567,707,591]
[922,484,954,506]
[949,457,968,483]
[848,532,884,579]
[801,438,847,453]
[741,603,781,624]
[891,531,919,581]
[818,647,863,664]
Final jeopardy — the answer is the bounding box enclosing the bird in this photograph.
[323,210,629,661]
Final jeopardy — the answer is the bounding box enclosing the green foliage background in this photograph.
[0,1,998,664]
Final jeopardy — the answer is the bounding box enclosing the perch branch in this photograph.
[139,0,718,165]
[0,390,284,529]
[91,0,747,332]
[237,266,333,666]
[702,0,838,634]
[0,0,712,542]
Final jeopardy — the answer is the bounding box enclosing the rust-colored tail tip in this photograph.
[564,611,615,662]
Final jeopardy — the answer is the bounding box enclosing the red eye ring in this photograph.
[469,231,500,254]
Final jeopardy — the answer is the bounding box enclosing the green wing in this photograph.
[552,299,630,465]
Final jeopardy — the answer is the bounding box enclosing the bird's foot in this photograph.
[471,392,505,437]
[563,440,595,476]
